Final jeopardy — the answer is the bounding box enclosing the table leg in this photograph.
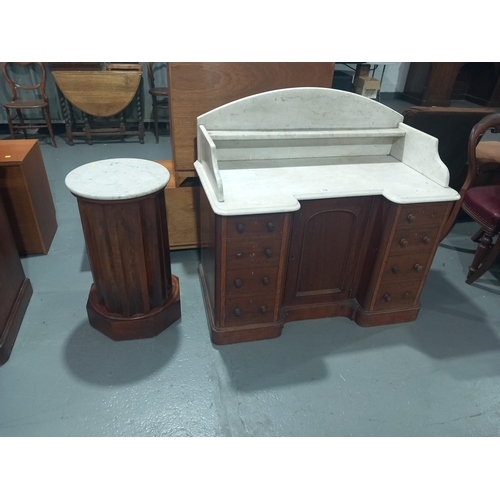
[59,90,74,145]
[136,87,145,144]
[83,113,93,145]
[5,108,16,139]
[16,110,28,139]
[120,111,126,134]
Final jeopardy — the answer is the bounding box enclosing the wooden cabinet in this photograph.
[402,63,462,107]
[0,140,57,254]
[66,160,181,341]
[0,195,32,365]
[199,191,291,344]
[402,62,500,107]
[356,199,450,326]
[199,193,452,344]
[195,86,458,345]
[283,197,374,307]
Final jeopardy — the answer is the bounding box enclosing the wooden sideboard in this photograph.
[200,193,451,344]
[194,87,459,345]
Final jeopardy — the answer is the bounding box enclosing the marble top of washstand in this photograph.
[65,158,170,200]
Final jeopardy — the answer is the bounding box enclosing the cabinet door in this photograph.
[283,197,373,306]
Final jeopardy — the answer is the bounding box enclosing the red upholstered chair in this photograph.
[463,184,500,283]
[452,113,500,284]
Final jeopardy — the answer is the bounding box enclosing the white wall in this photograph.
[371,62,410,93]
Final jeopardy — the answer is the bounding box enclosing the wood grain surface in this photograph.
[76,189,181,340]
[53,70,142,117]
[0,195,32,365]
[77,191,172,317]
[168,62,335,173]
[198,195,452,344]
[156,159,200,250]
[0,140,57,254]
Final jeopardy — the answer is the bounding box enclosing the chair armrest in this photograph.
[465,114,500,193]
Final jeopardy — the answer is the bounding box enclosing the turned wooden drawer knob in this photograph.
[235,251,243,258]
[383,293,392,302]
[260,305,267,314]
[264,248,273,258]
[422,236,431,244]
[267,222,275,232]
[407,213,416,222]
[414,264,423,272]
[233,308,242,317]
[234,279,243,288]
[237,223,245,234]
[399,238,408,247]
[391,265,399,274]
[262,276,270,285]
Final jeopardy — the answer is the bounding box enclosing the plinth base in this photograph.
[199,263,284,345]
[86,275,181,341]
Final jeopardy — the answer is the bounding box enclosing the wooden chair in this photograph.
[441,113,500,241]
[2,62,57,147]
[445,113,500,284]
[146,62,170,143]
[402,106,496,191]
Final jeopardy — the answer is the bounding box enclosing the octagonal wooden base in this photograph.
[86,274,181,341]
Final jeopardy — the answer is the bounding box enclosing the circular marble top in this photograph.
[65,158,170,200]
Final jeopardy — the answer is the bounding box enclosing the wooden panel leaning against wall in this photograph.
[156,160,200,250]
[168,62,335,186]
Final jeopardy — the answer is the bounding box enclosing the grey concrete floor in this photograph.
[1,119,500,437]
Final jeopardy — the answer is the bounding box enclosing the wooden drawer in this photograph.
[224,294,277,326]
[225,267,279,296]
[389,226,441,255]
[226,238,282,269]
[226,213,285,238]
[381,252,432,283]
[373,281,421,311]
[396,202,448,229]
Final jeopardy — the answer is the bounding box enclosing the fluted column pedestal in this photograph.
[66,159,181,340]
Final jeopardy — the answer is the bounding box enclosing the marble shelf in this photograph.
[196,158,459,216]
[207,128,406,141]
[194,88,460,215]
